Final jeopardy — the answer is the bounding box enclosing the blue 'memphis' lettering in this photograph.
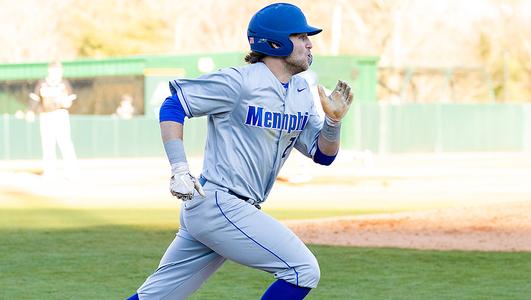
[282,115,289,130]
[245,106,309,133]
[272,112,282,128]
[245,106,263,127]
[288,115,297,133]
[264,111,272,128]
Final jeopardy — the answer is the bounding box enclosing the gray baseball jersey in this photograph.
[170,62,323,203]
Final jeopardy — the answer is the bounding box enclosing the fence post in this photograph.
[378,102,388,154]
[2,114,10,160]
[113,117,118,157]
[524,105,531,152]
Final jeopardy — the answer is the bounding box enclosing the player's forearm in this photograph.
[161,121,184,142]
[312,118,340,166]
[161,121,187,166]
[317,117,341,155]
[317,134,339,156]
[160,119,204,199]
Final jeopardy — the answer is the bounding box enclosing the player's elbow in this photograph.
[314,157,335,166]
[313,146,337,166]
[159,95,185,124]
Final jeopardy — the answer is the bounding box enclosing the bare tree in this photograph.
[1,0,530,102]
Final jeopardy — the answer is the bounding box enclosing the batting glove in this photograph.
[169,162,206,201]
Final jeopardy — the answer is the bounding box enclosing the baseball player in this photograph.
[27,61,78,178]
[128,3,353,300]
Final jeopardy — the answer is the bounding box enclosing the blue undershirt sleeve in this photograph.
[312,144,337,166]
[159,92,186,124]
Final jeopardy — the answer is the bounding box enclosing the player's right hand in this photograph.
[169,162,206,201]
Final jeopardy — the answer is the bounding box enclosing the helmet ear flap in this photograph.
[268,41,281,49]
[248,34,294,57]
[265,37,294,55]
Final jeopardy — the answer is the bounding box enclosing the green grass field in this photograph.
[1,208,531,300]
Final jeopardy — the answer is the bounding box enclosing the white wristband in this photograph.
[321,116,341,142]
[325,115,341,127]
[163,139,187,165]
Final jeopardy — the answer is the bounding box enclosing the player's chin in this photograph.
[300,58,311,72]
[293,64,309,75]
[286,58,310,74]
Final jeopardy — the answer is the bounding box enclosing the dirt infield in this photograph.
[1,152,531,252]
[278,152,531,252]
[285,201,531,252]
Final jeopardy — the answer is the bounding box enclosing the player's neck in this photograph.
[262,57,292,84]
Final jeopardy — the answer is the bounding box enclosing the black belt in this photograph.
[198,175,260,209]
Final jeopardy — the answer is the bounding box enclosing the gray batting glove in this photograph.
[169,162,206,201]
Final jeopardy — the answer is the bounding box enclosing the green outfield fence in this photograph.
[1,103,531,160]
[0,53,379,116]
[1,54,530,159]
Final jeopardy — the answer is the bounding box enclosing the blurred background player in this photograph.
[27,61,78,178]
[114,94,136,119]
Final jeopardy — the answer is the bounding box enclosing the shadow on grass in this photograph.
[1,223,531,300]
[0,207,387,231]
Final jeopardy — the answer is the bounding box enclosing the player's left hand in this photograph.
[318,80,353,123]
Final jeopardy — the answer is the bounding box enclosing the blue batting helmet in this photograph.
[247,3,322,57]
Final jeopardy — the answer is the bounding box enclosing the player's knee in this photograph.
[299,255,321,288]
[309,258,321,286]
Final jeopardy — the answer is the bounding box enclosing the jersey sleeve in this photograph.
[33,80,43,97]
[29,80,44,112]
[293,103,324,158]
[169,67,243,118]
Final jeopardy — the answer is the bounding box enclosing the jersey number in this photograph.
[282,137,297,158]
